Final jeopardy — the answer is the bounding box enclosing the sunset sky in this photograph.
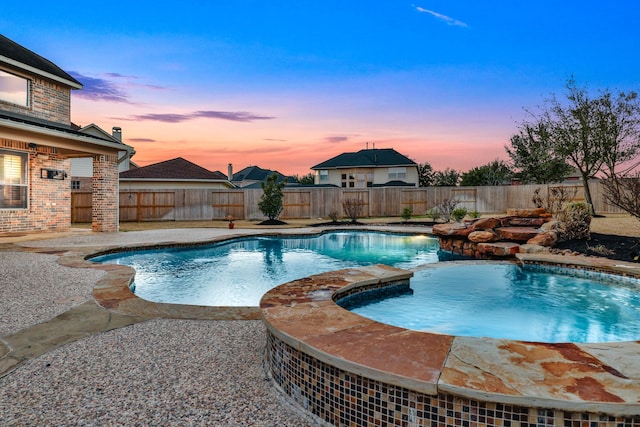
[3,1,640,176]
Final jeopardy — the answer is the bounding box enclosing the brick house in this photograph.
[0,34,134,233]
[311,148,419,188]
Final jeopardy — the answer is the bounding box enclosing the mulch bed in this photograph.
[555,233,640,263]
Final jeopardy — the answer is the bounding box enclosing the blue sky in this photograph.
[3,1,639,175]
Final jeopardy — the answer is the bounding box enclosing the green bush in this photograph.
[401,207,412,221]
[451,207,468,222]
[425,208,442,222]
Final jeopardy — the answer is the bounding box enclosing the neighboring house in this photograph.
[70,124,135,192]
[311,148,419,188]
[119,157,233,190]
[229,164,294,188]
[0,34,134,233]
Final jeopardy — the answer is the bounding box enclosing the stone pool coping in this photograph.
[4,226,640,417]
[260,260,640,417]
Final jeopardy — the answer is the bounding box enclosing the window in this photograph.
[341,169,373,188]
[388,167,407,180]
[0,150,28,209]
[71,180,81,190]
[0,70,29,107]
[318,170,328,181]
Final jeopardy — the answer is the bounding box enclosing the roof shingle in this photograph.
[120,157,227,180]
[311,148,417,169]
[0,34,81,88]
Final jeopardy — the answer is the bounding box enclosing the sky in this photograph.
[3,1,640,176]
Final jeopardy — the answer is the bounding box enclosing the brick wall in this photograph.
[0,69,71,126]
[29,77,72,125]
[0,139,71,232]
[92,154,119,232]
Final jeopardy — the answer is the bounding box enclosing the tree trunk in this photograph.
[581,175,595,215]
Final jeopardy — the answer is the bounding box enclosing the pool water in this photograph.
[349,263,640,343]
[92,231,439,306]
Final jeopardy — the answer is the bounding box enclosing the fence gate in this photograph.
[119,191,175,222]
[71,192,92,223]
[451,188,477,213]
[401,189,428,215]
[212,191,245,219]
[282,191,311,219]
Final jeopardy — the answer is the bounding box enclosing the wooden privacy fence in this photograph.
[71,181,626,223]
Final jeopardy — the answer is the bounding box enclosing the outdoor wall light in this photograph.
[40,168,67,180]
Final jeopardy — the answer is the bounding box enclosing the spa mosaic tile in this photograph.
[261,264,640,426]
[267,332,640,427]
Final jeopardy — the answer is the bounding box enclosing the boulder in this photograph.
[495,227,541,242]
[540,220,560,231]
[432,223,472,238]
[468,230,499,243]
[477,242,521,257]
[470,217,503,230]
[508,217,548,227]
[506,208,547,218]
[519,244,549,254]
[527,231,558,247]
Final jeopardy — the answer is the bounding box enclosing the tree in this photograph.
[432,168,460,186]
[258,174,286,220]
[515,78,640,212]
[460,159,512,186]
[505,122,573,183]
[601,173,640,220]
[417,162,435,187]
[293,173,315,185]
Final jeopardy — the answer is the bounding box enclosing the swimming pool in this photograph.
[346,263,640,343]
[92,231,439,306]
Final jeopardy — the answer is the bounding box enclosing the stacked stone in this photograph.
[433,208,559,259]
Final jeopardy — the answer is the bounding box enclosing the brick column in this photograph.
[92,154,119,232]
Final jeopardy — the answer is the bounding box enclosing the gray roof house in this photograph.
[229,165,295,188]
[311,148,419,188]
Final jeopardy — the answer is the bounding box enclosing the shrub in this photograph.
[532,186,578,216]
[401,207,412,221]
[433,198,458,223]
[342,197,365,223]
[328,210,339,222]
[602,174,640,221]
[450,207,468,222]
[469,210,481,219]
[425,208,442,222]
[557,202,592,241]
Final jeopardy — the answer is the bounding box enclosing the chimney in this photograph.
[228,163,233,180]
[112,127,122,142]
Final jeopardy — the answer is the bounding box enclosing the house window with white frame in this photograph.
[388,167,407,180]
[0,70,29,107]
[0,149,28,209]
[318,170,329,182]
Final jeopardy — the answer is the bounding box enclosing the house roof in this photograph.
[311,148,417,170]
[0,112,134,156]
[231,165,292,182]
[0,34,82,89]
[120,157,228,180]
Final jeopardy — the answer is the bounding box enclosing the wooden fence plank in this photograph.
[71,181,624,223]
